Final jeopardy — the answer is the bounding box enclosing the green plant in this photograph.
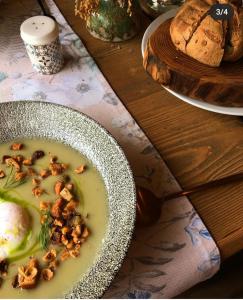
[75,0,133,20]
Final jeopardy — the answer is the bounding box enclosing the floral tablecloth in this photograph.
[0,0,220,298]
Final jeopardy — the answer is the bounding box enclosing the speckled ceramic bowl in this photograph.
[0,101,136,298]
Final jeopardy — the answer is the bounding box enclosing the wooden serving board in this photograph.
[143,18,243,107]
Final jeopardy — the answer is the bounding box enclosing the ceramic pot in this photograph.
[86,0,140,42]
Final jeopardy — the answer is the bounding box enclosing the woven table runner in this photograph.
[0,0,220,298]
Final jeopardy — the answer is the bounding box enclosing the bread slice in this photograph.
[170,0,211,52]
[186,16,225,66]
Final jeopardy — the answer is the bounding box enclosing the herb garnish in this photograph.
[39,210,52,250]
[3,167,27,190]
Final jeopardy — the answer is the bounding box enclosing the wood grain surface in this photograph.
[54,0,243,296]
[53,0,243,259]
[143,18,243,107]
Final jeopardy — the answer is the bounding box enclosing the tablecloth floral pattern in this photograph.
[0,0,220,298]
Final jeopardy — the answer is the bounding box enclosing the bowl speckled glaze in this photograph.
[0,101,136,298]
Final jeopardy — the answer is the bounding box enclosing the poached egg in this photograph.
[0,202,30,259]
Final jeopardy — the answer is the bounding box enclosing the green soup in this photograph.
[0,139,108,298]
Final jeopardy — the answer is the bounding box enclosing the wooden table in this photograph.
[55,0,243,289]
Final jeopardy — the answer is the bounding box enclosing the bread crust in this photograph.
[224,7,243,61]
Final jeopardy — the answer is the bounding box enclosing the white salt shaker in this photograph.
[20,16,63,75]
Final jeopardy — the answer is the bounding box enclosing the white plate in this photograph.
[141,9,243,116]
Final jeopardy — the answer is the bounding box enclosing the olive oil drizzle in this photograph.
[0,189,39,213]
[9,229,32,255]
[73,178,85,212]
[8,239,40,263]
